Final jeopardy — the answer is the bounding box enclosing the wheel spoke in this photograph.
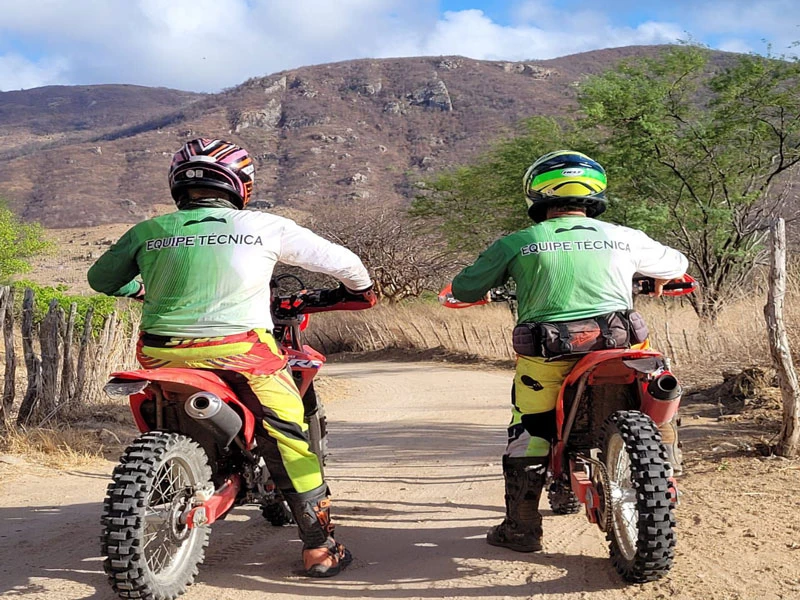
[607,433,639,561]
[142,457,195,576]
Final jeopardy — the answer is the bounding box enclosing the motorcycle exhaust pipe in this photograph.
[647,373,682,401]
[184,392,243,448]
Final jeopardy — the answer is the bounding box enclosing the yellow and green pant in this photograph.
[508,341,651,457]
[506,355,579,458]
[137,329,323,494]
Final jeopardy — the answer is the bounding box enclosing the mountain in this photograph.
[0,46,676,228]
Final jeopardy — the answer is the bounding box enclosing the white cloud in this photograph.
[0,0,796,92]
[0,53,69,90]
[413,9,682,62]
[716,39,755,54]
[688,1,800,54]
[0,0,437,91]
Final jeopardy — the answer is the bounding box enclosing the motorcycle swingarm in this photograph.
[184,475,242,529]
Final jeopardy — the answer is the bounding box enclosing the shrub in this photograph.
[12,281,133,337]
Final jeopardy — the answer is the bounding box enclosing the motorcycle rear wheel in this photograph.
[101,432,212,600]
[600,410,676,583]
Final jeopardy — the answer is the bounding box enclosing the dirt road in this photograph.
[1,361,798,600]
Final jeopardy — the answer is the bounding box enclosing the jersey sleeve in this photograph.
[278,219,372,290]
[452,237,515,302]
[87,227,142,297]
[632,230,688,279]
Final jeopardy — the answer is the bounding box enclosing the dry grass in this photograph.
[3,277,798,462]
[306,283,800,388]
[0,425,109,468]
[306,301,517,358]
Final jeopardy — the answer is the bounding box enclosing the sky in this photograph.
[0,0,798,93]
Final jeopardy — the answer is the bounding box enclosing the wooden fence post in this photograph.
[59,302,78,406]
[764,218,800,458]
[0,286,16,422]
[72,306,94,408]
[39,299,63,420]
[16,288,42,425]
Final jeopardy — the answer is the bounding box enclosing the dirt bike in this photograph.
[440,275,696,583]
[100,279,373,600]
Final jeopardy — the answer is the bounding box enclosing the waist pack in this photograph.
[512,311,649,358]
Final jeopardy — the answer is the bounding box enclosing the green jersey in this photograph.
[88,208,370,336]
[452,216,687,323]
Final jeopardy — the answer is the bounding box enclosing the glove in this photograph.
[318,283,377,309]
[341,283,377,307]
[127,281,145,302]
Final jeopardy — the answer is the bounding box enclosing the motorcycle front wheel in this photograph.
[101,432,212,600]
[600,410,676,583]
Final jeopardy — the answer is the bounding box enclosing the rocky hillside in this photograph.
[0,46,672,228]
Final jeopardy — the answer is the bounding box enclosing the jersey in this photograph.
[451,216,688,323]
[87,208,371,336]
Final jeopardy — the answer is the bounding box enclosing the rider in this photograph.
[88,138,375,578]
[450,150,687,553]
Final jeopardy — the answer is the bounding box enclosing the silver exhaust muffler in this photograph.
[184,392,243,448]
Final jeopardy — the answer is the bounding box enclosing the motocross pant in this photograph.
[506,355,579,458]
[137,328,324,494]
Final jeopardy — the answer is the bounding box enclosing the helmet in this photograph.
[522,150,607,222]
[168,138,255,209]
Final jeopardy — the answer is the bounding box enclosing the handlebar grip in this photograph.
[633,277,697,296]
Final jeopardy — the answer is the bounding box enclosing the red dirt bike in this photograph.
[440,276,696,583]
[100,277,372,600]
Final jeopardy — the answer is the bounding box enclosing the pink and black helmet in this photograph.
[168,138,255,209]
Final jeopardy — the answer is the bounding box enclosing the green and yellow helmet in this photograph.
[522,150,607,222]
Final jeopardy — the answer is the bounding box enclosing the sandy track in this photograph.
[1,361,798,600]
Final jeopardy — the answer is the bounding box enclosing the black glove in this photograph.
[318,283,376,306]
[340,283,377,307]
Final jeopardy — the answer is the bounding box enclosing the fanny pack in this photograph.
[512,311,649,358]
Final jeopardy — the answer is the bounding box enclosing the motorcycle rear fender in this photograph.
[551,349,682,478]
[555,349,662,435]
[109,368,256,444]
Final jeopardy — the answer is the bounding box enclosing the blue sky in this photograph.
[0,0,798,92]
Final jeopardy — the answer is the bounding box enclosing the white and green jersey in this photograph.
[88,208,371,336]
[452,216,688,323]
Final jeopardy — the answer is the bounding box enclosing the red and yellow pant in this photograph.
[137,329,323,494]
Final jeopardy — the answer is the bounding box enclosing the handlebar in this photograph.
[271,285,376,321]
[439,275,697,309]
[489,277,696,302]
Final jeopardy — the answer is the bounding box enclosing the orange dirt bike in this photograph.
[440,276,696,583]
[99,277,373,600]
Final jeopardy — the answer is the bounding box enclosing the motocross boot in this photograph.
[284,484,352,578]
[658,416,684,476]
[486,455,547,552]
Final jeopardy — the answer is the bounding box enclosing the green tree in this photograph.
[416,45,800,320]
[0,204,52,282]
[412,117,583,252]
[580,45,800,319]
